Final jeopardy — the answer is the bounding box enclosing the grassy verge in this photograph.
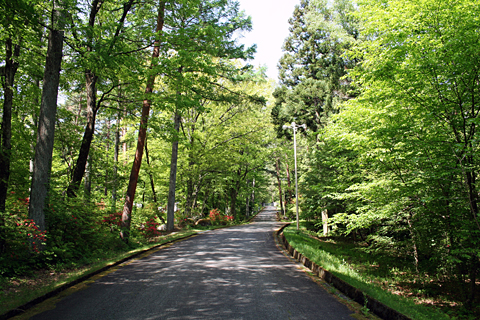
[283,224,454,320]
[0,228,202,316]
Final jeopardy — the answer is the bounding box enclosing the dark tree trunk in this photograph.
[66,71,98,197]
[66,0,135,198]
[145,138,158,203]
[121,1,165,240]
[0,38,20,253]
[28,29,64,236]
[66,0,103,197]
[167,111,181,231]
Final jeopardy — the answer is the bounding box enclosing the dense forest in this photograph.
[275,0,480,313]
[1,0,480,316]
[0,0,278,274]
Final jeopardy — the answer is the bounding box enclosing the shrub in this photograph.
[139,217,161,238]
[209,208,233,225]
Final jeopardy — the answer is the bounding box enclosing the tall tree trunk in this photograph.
[28,28,64,236]
[191,174,204,213]
[66,71,98,197]
[167,111,181,231]
[66,0,135,198]
[406,211,419,273]
[84,158,91,197]
[0,37,20,253]
[245,179,250,218]
[144,138,158,203]
[66,0,104,197]
[121,1,165,240]
[184,175,194,217]
[251,178,256,212]
[284,154,293,203]
[230,186,238,218]
[104,118,110,196]
[122,108,127,164]
[275,157,285,217]
[112,116,120,211]
[229,167,244,219]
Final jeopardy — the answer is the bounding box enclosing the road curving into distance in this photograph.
[24,207,356,320]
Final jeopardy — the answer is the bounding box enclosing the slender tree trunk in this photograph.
[251,178,256,212]
[28,29,64,236]
[0,38,20,253]
[275,157,285,217]
[121,1,165,240]
[66,71,98,197]
[406,211,419,273]
[284,154,293,203]
[464,159,479,305]
[144,138,157,203]
[84,158,91,197]
[122,109,127,164]
[321,209,329,236]
[112,116,120,211]
[229,168,244,219]
[246,179,250,218]
[191,175,204,212]
[184,175,194,217]
[104,118,110,196]
[66,0,104,197]
[230,187,238,218]
[167,111,181,231]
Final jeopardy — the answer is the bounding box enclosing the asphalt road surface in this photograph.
[27,207,356,319]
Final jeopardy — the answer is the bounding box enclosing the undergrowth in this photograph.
[282,223,480,320]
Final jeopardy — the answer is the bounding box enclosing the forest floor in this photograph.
[281,222,480,320]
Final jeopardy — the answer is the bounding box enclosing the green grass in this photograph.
[283,224,452,320]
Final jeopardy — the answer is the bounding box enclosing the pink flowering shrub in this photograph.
[139,217,161,238]
[209,209,234,225]
[102,212,122,231]
[12,218,47,254]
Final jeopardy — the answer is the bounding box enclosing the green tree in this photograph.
[28,0,65,240]
[65,0,138,197]
[271,0,358,137]
[329,0,480,306]
[120,0,256,237]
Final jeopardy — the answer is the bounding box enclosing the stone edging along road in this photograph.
[275,223,412,320]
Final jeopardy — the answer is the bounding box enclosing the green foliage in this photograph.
[272,0,359,137]
[284,225,452,320]
[0,195,46,276]
[304,0,480,306]
[0,0,274,291]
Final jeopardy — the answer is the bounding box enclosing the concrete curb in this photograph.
[276,224,412,320]
[0,233,197,320]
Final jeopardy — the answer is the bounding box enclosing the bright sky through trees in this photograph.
[237,0,300,80]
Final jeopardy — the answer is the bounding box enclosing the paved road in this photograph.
[28,207,355,319]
